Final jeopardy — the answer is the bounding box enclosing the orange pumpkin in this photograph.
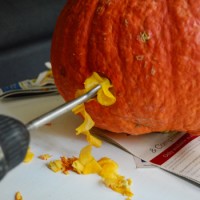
[51,0,200,135]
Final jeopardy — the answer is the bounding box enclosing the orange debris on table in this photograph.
[38,154,52,160]
[48,156,78,175]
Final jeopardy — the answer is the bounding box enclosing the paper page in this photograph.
[92,128,200,184]
[133,156,154,168]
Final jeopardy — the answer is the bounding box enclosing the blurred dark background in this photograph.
[0,0,67,87]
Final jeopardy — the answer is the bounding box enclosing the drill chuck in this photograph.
[0,115,30,180]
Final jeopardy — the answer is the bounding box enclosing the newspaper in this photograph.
[92,128,200,184]
[0,62,58,100]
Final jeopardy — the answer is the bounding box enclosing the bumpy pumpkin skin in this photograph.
[51,0,200,135]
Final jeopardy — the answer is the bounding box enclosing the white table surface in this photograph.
[0,95,199,200]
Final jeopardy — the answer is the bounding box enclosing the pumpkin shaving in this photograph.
[72,104,102,147]
[75,72,116,106]
[98,157,133,199]
[72,72,116,147]
[23,147,34,163]
[72,145,102,174]
[38,154,52,160]
[15,192,23,200]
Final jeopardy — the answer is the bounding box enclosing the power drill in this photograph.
[0,85,100,181]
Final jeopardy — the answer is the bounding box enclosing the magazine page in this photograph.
[92,128,200,184]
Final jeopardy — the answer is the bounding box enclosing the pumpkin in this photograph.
[51,0,200,135]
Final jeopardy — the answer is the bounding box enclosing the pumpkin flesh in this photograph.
[51,0,200,135]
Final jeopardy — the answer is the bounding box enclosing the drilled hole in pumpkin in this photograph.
[95,71,107,79]
[95,71,116,96]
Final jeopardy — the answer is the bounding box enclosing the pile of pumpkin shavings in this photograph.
[48,72,134,200]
